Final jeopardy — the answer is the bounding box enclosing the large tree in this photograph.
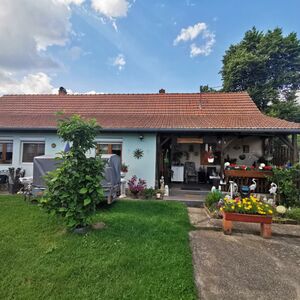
[221,27,300,120]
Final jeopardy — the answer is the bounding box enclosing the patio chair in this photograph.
[184,162,198,184]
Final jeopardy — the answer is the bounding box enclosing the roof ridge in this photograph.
[1,91,249,97]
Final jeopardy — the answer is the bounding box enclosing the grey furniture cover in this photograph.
[33,154,121,203]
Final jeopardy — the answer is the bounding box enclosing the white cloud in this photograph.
[0,0,81,71]
[113,54,126,71]
[91,0,129,18]
[0,72,54,95]
[174,23,207,45]
[174,22,216,57]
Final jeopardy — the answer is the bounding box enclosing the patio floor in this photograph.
[189,208,300,300]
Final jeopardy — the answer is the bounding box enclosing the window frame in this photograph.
[0,140,13,164]
[96,141,123,160]
[21,141,45,163]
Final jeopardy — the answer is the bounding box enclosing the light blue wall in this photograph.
[0,131,157,188]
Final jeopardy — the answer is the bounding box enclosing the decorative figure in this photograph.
[269,182,278,195]
[229,180,238,199]
[133,148,144,159]
[249,179,257,193]
[164,185,169,197]
[269,182,278,205]
[160,176,165,194]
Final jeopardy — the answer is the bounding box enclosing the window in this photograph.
[22,142,45,163]
[96,143,122,157]
[0,141,13,164]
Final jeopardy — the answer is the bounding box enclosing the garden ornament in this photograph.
[229,180,238,199]
[249,179,257,192]
[164,185,169,197]
[269,182,278,195]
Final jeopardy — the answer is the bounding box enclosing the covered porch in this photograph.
[156,131,299,197]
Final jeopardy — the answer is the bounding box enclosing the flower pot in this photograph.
[223,212,272,224]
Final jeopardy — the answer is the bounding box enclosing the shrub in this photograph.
[285,208,300,222]
[142,187,156,199]
[205,190,223,209]
[40,115,105,229]
[127,176,146,197]
[270,164,300,207]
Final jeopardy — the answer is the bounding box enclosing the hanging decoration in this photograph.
[207,146,214,163]
[133,148,144,159]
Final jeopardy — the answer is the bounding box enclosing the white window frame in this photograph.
[21,141,46,164]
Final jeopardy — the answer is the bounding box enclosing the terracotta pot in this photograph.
[223,212,272,224]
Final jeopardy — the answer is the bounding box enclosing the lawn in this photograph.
[0,196,196,300]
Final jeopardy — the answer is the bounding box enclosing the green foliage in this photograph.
[142,187,156,199]
[270,164,300,207]
[221,27,300,116]
[40,115,105,229]
[268,100,300,122]
[285,208,300,222]
[200,85,219,93]
[205,190,223,209]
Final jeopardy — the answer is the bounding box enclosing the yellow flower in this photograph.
[220,207,223,211]
[231,205,235,209]
[268,210,273,214]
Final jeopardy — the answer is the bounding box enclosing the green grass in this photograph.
[0,196,196,300]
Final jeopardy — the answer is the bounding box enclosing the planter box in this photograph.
[223,212,272,238]
[224,169,273,179]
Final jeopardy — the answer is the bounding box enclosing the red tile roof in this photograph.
[0,92,299,132]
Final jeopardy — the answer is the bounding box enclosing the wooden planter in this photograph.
[223,211,272,238]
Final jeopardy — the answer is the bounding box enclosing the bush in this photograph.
[205,190,223,210]
[142,188,156,199]
[270,164,300,207]
[40,115,105,229]
[285,208,300,222]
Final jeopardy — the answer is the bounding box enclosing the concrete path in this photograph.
[188,208,300,300]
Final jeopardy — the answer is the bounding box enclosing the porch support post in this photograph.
[292,134,299,164]
[220,136,225,177]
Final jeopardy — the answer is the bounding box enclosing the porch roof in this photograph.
[0,92,299,133]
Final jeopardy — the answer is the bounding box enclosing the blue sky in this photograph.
[0,0,300,94]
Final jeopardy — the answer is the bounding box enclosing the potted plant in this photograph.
[121,163,129,177]
[127,175,146,198]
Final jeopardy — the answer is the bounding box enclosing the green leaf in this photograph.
[58,207,67,212]
[83,198,91,206]
[79,187,88,194]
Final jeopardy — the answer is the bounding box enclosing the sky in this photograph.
[0,0,300,95]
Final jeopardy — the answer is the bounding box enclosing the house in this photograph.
[0,89,299,191]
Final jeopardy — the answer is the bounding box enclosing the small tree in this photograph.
[40,115,105,229]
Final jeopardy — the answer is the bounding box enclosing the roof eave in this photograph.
[0,127,299,134]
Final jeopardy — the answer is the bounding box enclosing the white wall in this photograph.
[0,131,157,188]
[224,136,263,165]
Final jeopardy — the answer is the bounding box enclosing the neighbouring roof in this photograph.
[0,92,299,133]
